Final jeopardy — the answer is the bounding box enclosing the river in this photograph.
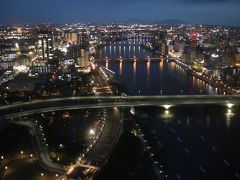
[97,37,240,180]
[98,37,219,95]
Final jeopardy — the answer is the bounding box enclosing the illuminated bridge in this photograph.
[1,95,239,118]
[92,56,164,63]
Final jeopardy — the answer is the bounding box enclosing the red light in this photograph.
[51,75,56,80]
[191,32,198,39]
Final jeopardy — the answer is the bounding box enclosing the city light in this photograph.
[163,105,171,110]
[165,110,169,115]
[89,129,95,135]
[1,13,240,180]
[227,103,234,109]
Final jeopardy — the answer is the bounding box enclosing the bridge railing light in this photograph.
[163,105,171,110]
[227,103,233,109]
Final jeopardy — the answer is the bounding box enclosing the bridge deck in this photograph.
[1,95,239,118]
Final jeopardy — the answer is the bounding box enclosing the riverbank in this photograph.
[172,58,239,95]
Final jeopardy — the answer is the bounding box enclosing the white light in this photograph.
[211,54,219,58]
[89,129,95,135]
[165,110,169,115]
[227,103,233,109]
[163,105,171,110]
[13,65,29,73]
[15,43,19,48]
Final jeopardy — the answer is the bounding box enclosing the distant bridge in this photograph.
[93,56,164,63]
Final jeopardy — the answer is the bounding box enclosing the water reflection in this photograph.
[160,109,174,120]
[98,38,219,95]
[119,61,122,76]
[226,108,234,128]
[169,62,175,72]
[105,61,108,69]
[146,61,150,81]
[140,104,240,180]
[159,61,163,72]
[133,62,136,86]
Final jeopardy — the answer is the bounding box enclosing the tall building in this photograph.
[191,32,198,49]
[76,49,90,68]
[77,34,90,67]
[37,29,54,61]
[67,45,90,68]
[65,32,78,44]
[77,33,89,48]
[66,33,90,68]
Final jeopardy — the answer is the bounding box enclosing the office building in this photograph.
[37,29,54,61]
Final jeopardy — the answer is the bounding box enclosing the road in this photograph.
[68,108,122,178]
[1,95,240,119]
[66,69,123,179]
[1,94,240,112]
[1,69,124,179]
[12,121,66,174]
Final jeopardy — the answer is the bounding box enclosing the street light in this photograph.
[89,129,95,136]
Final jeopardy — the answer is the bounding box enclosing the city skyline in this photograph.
[1,1,240,179]
[0,0,240,26]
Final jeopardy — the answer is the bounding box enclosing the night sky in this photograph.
[0,0,240,25]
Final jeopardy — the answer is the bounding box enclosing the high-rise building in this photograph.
[191,32,198,49]
[66,33,90,68]
[65,32,78,44]
[77,34,90,68]
[67,45,90,68]
[37,29,54,61]
[76,49,90,68]
[160,41,168,55]
[77,33,89,48]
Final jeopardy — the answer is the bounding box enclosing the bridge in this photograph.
[1,95,239,118]
[92,56,164,63]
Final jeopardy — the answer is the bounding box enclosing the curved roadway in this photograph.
[1,95,240,118]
